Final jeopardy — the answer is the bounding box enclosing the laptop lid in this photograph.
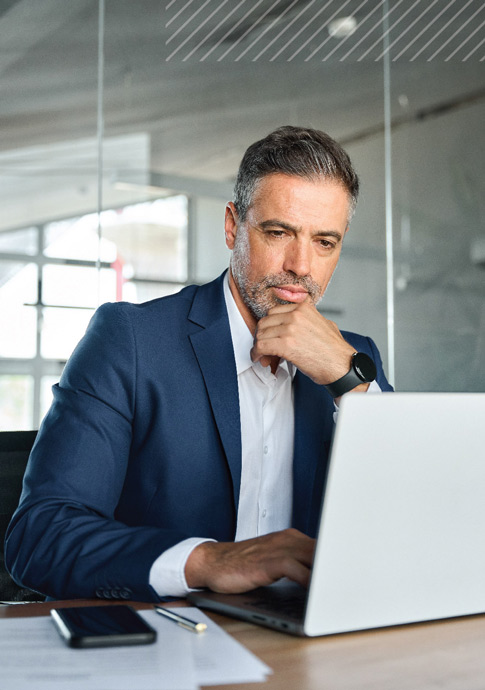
[304,392,485,635]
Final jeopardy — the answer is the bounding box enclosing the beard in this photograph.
[230,229,323,320]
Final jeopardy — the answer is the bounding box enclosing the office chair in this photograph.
[0,430,44,602]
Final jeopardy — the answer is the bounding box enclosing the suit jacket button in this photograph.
[120,588,132,599]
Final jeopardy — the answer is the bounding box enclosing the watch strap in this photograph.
[324,352,377,399]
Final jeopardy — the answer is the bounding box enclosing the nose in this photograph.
[283,239,312,277]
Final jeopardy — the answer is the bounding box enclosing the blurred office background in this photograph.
[0,0,484,430]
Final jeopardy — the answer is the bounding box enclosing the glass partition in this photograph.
[0,1,99,428]
[0,0,483,430]
[389,62,485,391]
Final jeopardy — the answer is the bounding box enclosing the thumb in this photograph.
[250,344,261,363]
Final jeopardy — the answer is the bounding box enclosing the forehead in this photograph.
[248,173,350,226]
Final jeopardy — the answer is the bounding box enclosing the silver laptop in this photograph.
[189,393,485,636]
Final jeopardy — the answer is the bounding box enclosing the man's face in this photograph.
[225,173,350,327]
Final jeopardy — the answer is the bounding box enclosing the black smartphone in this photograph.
[50,605,157,648]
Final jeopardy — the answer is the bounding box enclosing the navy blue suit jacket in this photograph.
[5,272,392,601]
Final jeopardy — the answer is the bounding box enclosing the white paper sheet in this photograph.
[0,612,196,690]
[144,608,272,685]
[0,607,271,689]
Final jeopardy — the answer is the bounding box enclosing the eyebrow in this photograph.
[258,219,344,241]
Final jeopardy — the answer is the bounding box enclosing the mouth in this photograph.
[271,285,308,303]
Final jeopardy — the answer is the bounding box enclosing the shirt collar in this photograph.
[223,272,296,380]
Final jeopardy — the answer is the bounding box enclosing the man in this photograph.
[5,126,392,601]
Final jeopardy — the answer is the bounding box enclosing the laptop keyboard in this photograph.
[245,588,307,620]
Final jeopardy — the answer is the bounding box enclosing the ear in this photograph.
[224,202,238,250]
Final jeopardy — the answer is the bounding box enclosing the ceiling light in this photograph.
[328,16,357,39]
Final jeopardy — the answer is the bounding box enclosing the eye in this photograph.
[265,229,286,238]
[318,238,335,249]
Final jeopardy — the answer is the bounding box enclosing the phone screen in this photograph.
[51,605,157,648]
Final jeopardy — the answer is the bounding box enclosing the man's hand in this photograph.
[250,301,362,387]
[185,528,315,593]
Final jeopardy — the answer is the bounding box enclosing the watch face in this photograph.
[353,353,377,383]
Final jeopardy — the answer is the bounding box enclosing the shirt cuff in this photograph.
[149,537,216,598]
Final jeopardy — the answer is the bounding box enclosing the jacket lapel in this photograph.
[292,371,335,536]
[187,273,242,512]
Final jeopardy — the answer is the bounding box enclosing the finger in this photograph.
[256,310,303,336]
[266,303,300,316]
[251,319,293,359]
[254,314,289,334]
[254,323,290,342]
[264,553,313,589]
[276,559,312,589]
[250,338,287,363]
[250,342,279,363]
[281,531,316,566]
[268,298,315,313]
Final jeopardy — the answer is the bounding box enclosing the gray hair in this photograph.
[233,125,359,223]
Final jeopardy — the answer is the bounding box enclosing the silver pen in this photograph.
[154,606,207,633]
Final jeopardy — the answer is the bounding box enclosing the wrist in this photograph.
[325,352,377,398]
[185,541,218,589]
[314,345,357,386]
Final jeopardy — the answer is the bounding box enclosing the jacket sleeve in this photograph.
[366,336,394,392]
[5,302,189,602]
[340,331,393,392]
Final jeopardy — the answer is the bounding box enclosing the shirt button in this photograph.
[263,445,268,455]
[262,509,267,518]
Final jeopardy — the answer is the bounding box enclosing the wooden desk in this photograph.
[2,599,485,689]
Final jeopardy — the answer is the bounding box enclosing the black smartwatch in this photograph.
[324,352,377,398]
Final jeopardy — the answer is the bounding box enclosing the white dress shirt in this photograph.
[149,274,381,597]
[226,275,295,541]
